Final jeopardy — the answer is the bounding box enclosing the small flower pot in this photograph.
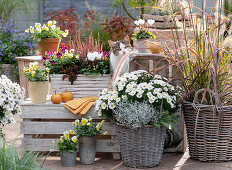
[29,81,48,104]
[60,150,77,167]
[38,38,60,59]
[79,136,96,164]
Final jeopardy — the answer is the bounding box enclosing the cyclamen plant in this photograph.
[95,70,181,128]
[0,75,25,127]
[132,19,156,40]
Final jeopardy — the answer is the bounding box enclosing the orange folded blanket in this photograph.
[64,96,98,116]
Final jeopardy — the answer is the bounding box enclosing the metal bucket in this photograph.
[79,136,96,164]
[60,150,77,167]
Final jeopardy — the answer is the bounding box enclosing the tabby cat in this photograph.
[108,35,132,75]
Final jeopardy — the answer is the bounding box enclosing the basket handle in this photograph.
[193,88,215,107]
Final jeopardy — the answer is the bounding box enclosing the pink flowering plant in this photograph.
[95,70,181,129]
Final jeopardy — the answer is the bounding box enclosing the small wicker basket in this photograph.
[116,124,166,168]
[183,89,232,161]
[0,64,18,83]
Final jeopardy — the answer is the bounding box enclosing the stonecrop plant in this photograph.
[52,131,78,153]
[132,19,156,40]
[72,117,107,137]
[25,20,68,40]
[95,70,181,128]
[23,62,49,82]
[0,75,24,126]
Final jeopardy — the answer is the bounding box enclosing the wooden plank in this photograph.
[21,105,101,119]
[22,138,120,152]
[21,122,116,135]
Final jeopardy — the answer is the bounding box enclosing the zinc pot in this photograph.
[116,124,166,168]
[60,150,77,167]
[38,38,60,58]
[79,136,96,164]
[28,81,48,104]
[183,89,232,161]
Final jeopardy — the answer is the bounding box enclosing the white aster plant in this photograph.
[0,75,25,127]
[95,70,181,123]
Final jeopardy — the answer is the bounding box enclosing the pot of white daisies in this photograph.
[0,75,25,138]
[95,70,181,168]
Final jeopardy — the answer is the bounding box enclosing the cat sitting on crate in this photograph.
[108,35,132,75]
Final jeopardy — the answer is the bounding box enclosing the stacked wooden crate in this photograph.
[21,99,121,159]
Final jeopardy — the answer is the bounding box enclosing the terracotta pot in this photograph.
[147,41,163,54]
[38,38,60,58]
[29,81,49,104]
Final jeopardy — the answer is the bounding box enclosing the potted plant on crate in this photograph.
[44,37,111,98]
[25,20,68,58]
[52,131,78,167]
[132,19,158,53]
[164,1,232,161]
[72,117,107,164]
[95,70,181,168]
[23,62,49,103]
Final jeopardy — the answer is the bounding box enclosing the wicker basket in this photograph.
[0,64,18,83]
[116,124,166,168]
[183,89,232,161]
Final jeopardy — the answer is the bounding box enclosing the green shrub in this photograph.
[0,140,47,170]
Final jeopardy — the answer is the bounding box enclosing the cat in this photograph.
[108,35,132,75]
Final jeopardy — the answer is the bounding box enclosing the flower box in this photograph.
[49,74,111,98]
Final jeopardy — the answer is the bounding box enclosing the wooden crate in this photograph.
[49,74,111,98]
[20,99,121,160]
[142,14,192,29]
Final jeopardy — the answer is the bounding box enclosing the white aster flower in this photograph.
[134,20,140,26]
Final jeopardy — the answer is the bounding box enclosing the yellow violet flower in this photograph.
[51,25,56,30]
[71,136,77,143]
[96,125,100,131]
[46,68,50,73]
[25,29,29,33]
[81,118,88,125]
[87,122,91,126]
[53,20,56,25]
[101,120,105,126]
[45,27,49,31]
[47,20,53,27]
[31,73,35,77]
[29,68,33,72]
[102,131,107,135]
[70,130,75,135]
[42,24,46,30]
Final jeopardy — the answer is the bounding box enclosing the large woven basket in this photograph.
[183,89,232,161]
[116,124,166,168]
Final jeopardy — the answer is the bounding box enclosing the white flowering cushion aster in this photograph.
[0,75,25,126]
[95,70,181,120]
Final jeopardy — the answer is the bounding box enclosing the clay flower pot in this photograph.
[29,81,49,104]
[147,41,163,54]
[38,38,60,58]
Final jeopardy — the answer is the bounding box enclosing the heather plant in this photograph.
[0,20,34,65]
[71,32,102,60]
